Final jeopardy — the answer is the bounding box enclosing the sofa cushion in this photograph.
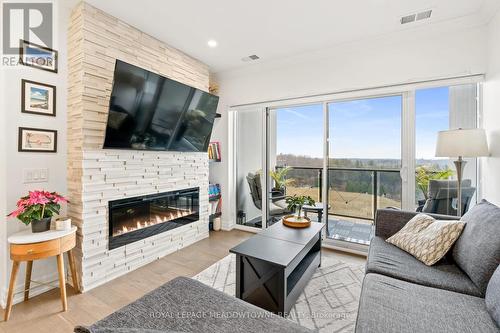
[355,273,499,333]
[367,236,481,296]
[387,214,464,265]
[452,199,500,295]
[486,265,500,328]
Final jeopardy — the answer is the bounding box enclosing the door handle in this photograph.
[400,167,407,183]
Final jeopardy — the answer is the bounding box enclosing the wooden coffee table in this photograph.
[230,221,324,316]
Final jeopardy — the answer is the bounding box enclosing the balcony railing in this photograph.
[276,166,402,221]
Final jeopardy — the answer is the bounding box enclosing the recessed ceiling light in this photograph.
[207,39,217,48]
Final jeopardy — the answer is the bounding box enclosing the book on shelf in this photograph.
[208,183,221,199]
[209,184,222,217]
[208,142,221,161]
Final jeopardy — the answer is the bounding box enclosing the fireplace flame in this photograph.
[114,209,194,236]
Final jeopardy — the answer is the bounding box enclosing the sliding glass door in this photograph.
[327,95,403,244]
[268,104,324,225]
[231,80,480,247]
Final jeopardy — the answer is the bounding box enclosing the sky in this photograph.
[276,87,450,160]
[30,87,49,101]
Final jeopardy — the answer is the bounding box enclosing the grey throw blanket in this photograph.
[75,328,177,333]
[75,277,313,333]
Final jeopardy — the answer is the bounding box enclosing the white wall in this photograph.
[212,22,488,228]
[0,29,7,310]
[482,10,500,206]
[0,0,74,307]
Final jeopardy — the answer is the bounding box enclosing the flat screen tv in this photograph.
[103,60,219,152]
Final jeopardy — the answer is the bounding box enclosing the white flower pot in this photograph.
[55,218,72,231]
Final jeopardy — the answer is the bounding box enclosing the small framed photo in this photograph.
[18,127,57,153]
[19,40,58,73]
[21,79,56,116]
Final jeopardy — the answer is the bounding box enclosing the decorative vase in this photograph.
[55,218,72,231]
[31,217,52,233]
[213,217,222,231]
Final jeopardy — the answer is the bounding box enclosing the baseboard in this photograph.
[322,239,369,256]
[221,219,235,231]
[233,224,260,233]
[0,270,62,309]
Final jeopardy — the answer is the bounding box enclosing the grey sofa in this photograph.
[355,200,500,332]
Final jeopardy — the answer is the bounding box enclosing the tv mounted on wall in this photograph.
[103,60,219,152]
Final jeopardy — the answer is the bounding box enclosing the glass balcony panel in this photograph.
[377,171,402,210]
[328,169,374,220]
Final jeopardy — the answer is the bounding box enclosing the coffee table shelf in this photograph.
[287,249,320,296]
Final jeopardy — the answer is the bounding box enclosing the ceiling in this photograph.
[85,0,500,73]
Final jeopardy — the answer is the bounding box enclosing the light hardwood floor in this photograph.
[0,230,366,333]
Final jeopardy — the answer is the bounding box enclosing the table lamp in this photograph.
[435,128,489,216]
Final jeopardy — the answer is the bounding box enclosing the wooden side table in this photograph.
[4,226,79,321]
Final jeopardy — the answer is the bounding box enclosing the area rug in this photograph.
[194,254,364,333]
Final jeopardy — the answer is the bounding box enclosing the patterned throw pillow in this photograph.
[387,214,465,266]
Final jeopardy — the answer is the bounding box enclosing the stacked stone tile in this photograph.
[67,3,210,291]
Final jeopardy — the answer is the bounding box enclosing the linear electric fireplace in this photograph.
[108,187,199,250]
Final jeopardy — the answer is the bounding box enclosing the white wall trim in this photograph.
[228,74,485,111]
[233,224,260,233]
[401,90,416,210]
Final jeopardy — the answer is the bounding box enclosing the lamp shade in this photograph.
[435,128,489,158]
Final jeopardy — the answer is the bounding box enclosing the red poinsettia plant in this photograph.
[8,190,68,225]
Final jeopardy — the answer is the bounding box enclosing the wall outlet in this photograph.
[23,168,49,183]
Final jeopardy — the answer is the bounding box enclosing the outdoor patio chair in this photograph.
[246,172,291,219]
[419,179,476,215]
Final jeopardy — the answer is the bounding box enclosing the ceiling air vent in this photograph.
[401,9,432,25]
[416,9,432,21]
[241,54,260,62]
[400,14,416,24]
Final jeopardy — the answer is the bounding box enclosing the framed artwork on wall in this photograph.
[18,127,57,153]
[19,40,58,73]
[21,79,56,116]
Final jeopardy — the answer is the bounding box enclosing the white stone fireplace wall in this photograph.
[80,150,208,290]
[68,3,211,291]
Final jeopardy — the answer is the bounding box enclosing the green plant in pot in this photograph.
[270,167,295,194]
[285,195,315,221]
[8,190,68,233]
[415,166,454,200]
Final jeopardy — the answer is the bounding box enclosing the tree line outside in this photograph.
[276,154,452,219]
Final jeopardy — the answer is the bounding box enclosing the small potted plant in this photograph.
[283,195,315,228]
[270,166,295,195]
[8,190,68,233]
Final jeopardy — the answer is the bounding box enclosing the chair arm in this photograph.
[375,208,460,239]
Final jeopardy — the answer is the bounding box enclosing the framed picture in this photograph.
[18,127,57,153]
[19,40,58,73]
[21,79,56,116]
